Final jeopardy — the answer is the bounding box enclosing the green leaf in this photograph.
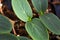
[0,14,12,33]
[0,33,18,40]
[12,0,33,22]
[39,13,60,35]
[18,36,31,40]
[25,18,49,40]
[31,0,48,13]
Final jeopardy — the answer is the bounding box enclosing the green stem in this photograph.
[40,11,44,15]
[28,17,32,22]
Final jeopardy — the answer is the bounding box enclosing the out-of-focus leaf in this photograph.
[0,33,18,40]
[0,14,12,33]
[31,0,48,13]
[39,13,60,35]
[18,36,31,40]
[12,0,33,22]
[25,18,49,40]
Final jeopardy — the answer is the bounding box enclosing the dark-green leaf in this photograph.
[0,14,12,33]
[39,13,60,35]
[12,0,33,22]
[18,36,31,40]
[31,0,48,13]
[25,18,49,40]
[0,33,18,40]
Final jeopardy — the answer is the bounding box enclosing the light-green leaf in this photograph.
[18,36,31,40]
[12,0,33,22]
[25,18,49,40]
[0,33,18,40]
[0,14,12,33]
[39,13,60,35]
[31,0,48,13]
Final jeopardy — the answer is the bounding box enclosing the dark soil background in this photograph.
[0,0,60,40]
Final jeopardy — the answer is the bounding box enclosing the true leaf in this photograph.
[31,0,48,13]
[0,33,18,40]
[39,13,60,35]
[25,18,49,40]
[12,0,33,22]
[0,14,12,33]
[18,36,31,40]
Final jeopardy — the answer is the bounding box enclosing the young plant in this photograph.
[0,14,31,40]
[31,0,60,35]
[12,0,48,40]
[0,0,60,40]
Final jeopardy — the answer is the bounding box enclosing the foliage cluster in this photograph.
[0,0,60,40]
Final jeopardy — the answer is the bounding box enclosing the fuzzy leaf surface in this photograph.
[25,18,49,40]
[31,0,48,13]
[0,15,12,33]
[18,36,31,40]
[0,33,18,40]
[12,0,33,22]
[40,13,60,35]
